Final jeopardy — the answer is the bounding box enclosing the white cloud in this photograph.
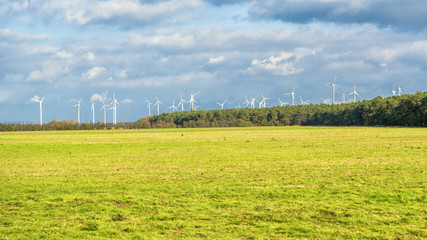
[327,60,370,70]
[129,31,195,49]
[3,73,24,82]
[365,41,427,68]
[54,51,74,59]
[25,70,44,82]
[90,91,108,103]
[66,98,79,104]
[121,98,133,104]
[248,52,306,76]
[85,52,95,61]
[82,66,106,79]
[8,0,29,11]
[23,58,72,83]
[30,95,41,102]
[0,29,50,42]
[43,0,203,25]
[126,26,328,52]
[209,56,226,64]
[115,70,127,78]
[101,71,213,87]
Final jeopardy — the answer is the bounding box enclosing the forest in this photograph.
[143,91,426,128]
[1,91,426,131]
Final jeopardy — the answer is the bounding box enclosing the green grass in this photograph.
[0,127,426,239]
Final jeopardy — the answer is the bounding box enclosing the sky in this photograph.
[1,0,426,124]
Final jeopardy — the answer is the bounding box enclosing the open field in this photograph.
[0,127,426,239]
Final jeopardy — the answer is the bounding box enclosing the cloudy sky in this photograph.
[1,0,426,124]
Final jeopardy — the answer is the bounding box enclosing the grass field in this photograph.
[0,127,426,239]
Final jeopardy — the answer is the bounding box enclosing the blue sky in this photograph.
[1,0,426,124]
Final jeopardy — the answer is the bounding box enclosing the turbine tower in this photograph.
[327,73,338,104]
[259,92,270,108]
[178,96,187,111]
[284,84,296,106]
[348,81,361,102]
[146,98,153,116]
[154,96,163,115]
[73,99,82,123]
[341,94,347,104]
[109,91,119,125]
[397,80,403,96]
[391,81,397,96]
[188,91,199,111]
[90,102,95,124]
[216,100,227,110]
[31,95,46,125]
[243,96,250,108]
[257,99,263,108]
[249,96,257,109]
[100,102,109,124]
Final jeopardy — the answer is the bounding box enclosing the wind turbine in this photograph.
[109,91,119,125]
[391,81,397,96]
[146,98,153,116]
[348,81,362,102]
[216,100,227,110]
[154,96,163,115]
[324,73,338,104]
[73,99,82,123]
[257,99,263,108]
[336,87,350,104]
[188,91,199,111]
[341,93,347,104]
[320,97,331,104]
[243,96,250,108]
[90,102,96,124]
[168,99,178,112]
[100,102,109,124]
[278,98,288,106]
[397,80,403,96]
[31,95,46,125]
[249,96,257,109]
[259,92,270,108]
[300,96,310,105]
[178,96,187,111]
[283,84,296,106]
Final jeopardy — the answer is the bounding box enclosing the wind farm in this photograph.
[14,75,421,126]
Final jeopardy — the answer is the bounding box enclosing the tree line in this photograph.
[145,91,426,128]
[1,91,426,131]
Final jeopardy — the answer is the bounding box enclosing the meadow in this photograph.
[0,127,425,239]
